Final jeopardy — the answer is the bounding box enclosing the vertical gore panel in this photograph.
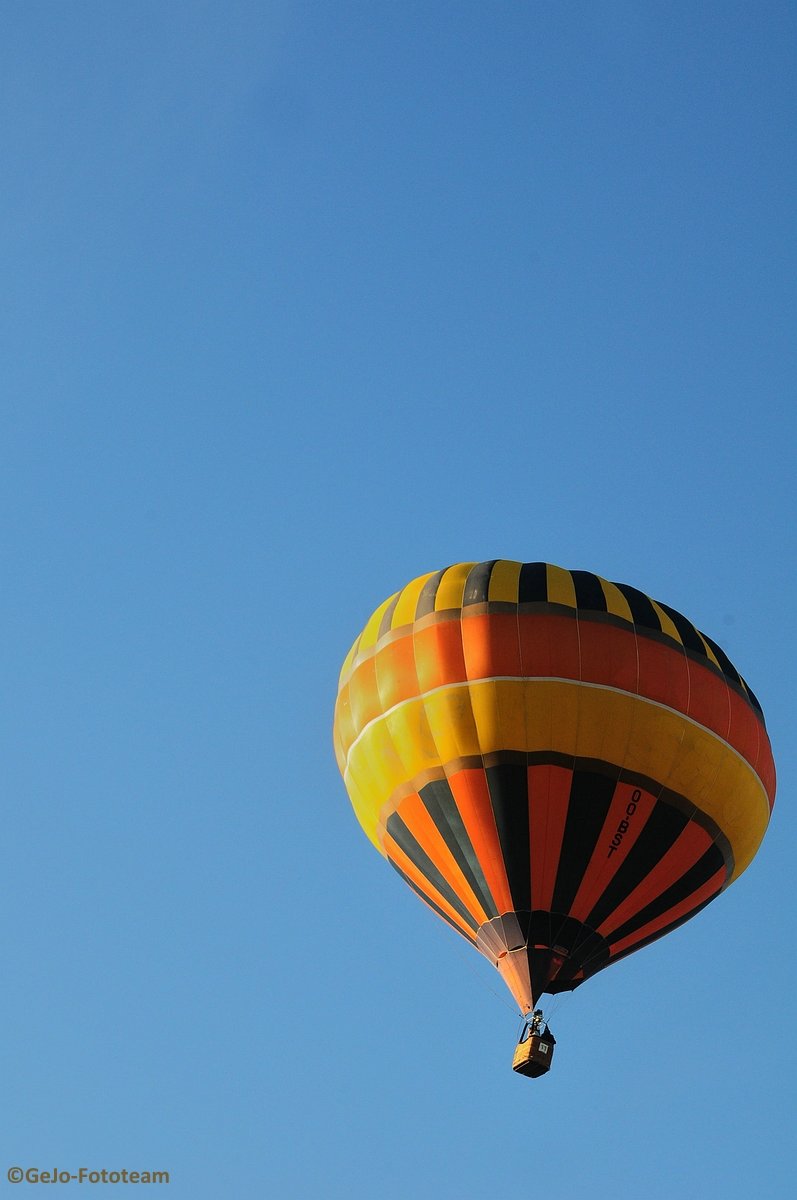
[435,563,475,612]
[585,801,689,931]
[461,612,523,679]
[546,565,577,608]
[655,601,708,655]
[388,859,476,943]
[463,561,497,606]
[571,570,609,613]
[448,769,514,914]
[519,612,581,680]
[385,814,480,933]
[605,845,725,943]
[419,779,499,920]
[529,763,573,913]
[700,633,743,687]
[485,762,531,913]
[595,820,720,937]
[415,570,447,620]
[577,621,639,694]
[518,562,548,603]
[613,583,663,632]
[636,636,690,712]
[687,659,731,739]
[396,792,487,922]
[488,559,522,604]
[606,879,723,961]
[550,770,617,915]
[374,634,418,711]
[377,594,400,639]
[413,621,467,691]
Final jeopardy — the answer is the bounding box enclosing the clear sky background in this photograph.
[1,3,794,1197]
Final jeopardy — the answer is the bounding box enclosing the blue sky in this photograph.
[1,3,794,1197]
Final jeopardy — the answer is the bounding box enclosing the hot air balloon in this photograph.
[332,562,775,1075]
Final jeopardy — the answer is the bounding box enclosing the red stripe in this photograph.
[568,782,658,923]
[608,869,725,957]
[529,763,571,912]
[597,823,715,939]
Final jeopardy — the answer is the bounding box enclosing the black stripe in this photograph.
[571,570,608,613]
[484,750,734,881]
[599,889,721,969]
[485,762,531,913]
[377,593,400,639]
[463,560,497,606]
[585,799,689,931]
[530,948,554,1002]
[551,769,616,915]
[556,925,611,980]
[388,859,476,943]
[419,778,499,919]
[518,562,548,603]
[416,569,447,619]
[740,677,763,715]
[537,914,611,996]
[613,582,663,632]
[699,632,742,686]
[385,814,479,932]
[655,601,707,655]
[605,844,725,943]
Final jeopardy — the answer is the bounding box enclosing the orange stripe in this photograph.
[460,611,523,680]
[597,823,715,938]
[383,832,476,941]
[374,633,419,711]
[568,782,658,922]
[608,868,725,957]
[448,769,513,915]
[496,950,533,1014]
[347,654,381,733]
[341,611,773,789]
[394,793,489,925]
[413,621,467,691]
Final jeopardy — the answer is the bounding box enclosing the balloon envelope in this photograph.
[333,561,775,1013]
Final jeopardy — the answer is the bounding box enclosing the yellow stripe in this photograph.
[600,579,635,624]
[344,753,385,853]
[358,594,399,655]
[651,599,682,646]
[342,677,769,881]
[547,564,577,608]
[487,559,522,603]
[435,562,475,611]
[695,630,723,672]
[391,572,435,630]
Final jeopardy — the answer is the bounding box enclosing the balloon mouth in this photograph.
[476,910,611,1012]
